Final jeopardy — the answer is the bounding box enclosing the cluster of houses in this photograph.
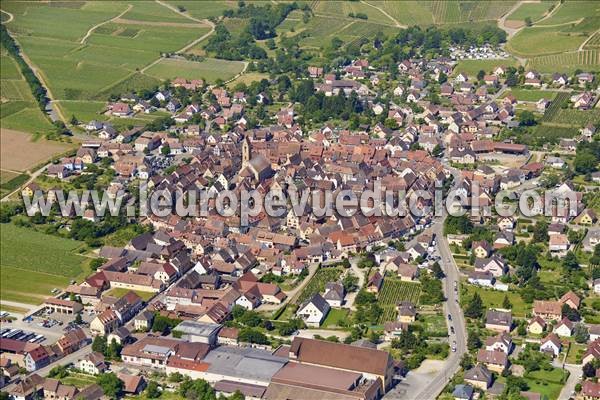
[453,290,600,399]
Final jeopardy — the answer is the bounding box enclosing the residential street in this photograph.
[385,216,467,399]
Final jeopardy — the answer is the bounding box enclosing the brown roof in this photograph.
[289,337,392,376]
[533,300,562,316]
[477,349,507,366]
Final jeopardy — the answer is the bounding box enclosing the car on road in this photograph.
[451,341,457,352]
[450,326,455,334]
[447,314,452,321]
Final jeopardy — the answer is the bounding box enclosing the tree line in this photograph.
[1,25,48,110]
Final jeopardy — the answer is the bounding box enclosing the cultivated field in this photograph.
[0,129,75,172]
[145,57,245,83]
[527,50,600,74]
[2,1,211,104]
[0,45,55,134]
[0,224,90,305]
[296,266,344,305]
[505,2,555,26]
[378,278,421,323]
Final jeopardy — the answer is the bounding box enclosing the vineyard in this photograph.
[540,92,570,123]
[296,266,344,305]
[585,32,600,49]
[527,50,600,74]
[378,279,422,323]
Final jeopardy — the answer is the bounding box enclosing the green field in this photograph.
[0,45,54,134]
[0,224,90,304]
[502,89,558,102]
[0,173,29,198]
[3,1,210,104]
[378,278,421,323]
[527,50,600,74]
[537,0,599,26]
[105,287,156,301]
[145,57,245,83]
[164,0,236,19]
[508,27,587,57]
[296,266,344,305]
[506,2,555,24]
[524,368,568,400]
[462,285,529,317]
[453,58,517,77]
[322,308,350,328]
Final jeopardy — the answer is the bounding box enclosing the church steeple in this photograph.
[242,135,251,168]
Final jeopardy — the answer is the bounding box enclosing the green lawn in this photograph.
[524,368,568,400]
[105,287,156,301]
[0,224,91,304]
[60,373,97,389]
[462,285,529,317]
[322,308,349,328]
[145,57,244,83]
[502,89,558,102]
[453,58,517,77]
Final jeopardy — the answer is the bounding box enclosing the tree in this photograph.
[343,272,359,292]
[97,373,123,399]
[92,335,107,354]
[502,294,512,309]
[74,312,83,325]
[431,262,445,279]
[106,338,122,360]
[178,378,216,400]
[519,111,536,126]
[583,362,596,378]
[467,331,482,351]
[532,221,549,242]
[48,365,69,379]
[460,353,473,370]
[524,17,532,26]
[476,70,485,81]
[161,145,171,156]
[70,114,78,125]
[145,381,161,399]
[562,303,581,322]
[574,323,589,343]
[464,293,483,318]
[562,251,580,271]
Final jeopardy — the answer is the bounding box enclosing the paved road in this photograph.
[384,216,467,399]
[558,363,581,400]
[415,219,467,399]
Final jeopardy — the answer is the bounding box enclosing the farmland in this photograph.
[505,2,555,25]
[296,266,344,305]
[0,224,91,304]
[507,26,587,57]
[527,50,600,74]
[145,57,245,83]
[378,278,421,323]
[0,129,75,172]
[0,43,54,135]
[1,0,211,116]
